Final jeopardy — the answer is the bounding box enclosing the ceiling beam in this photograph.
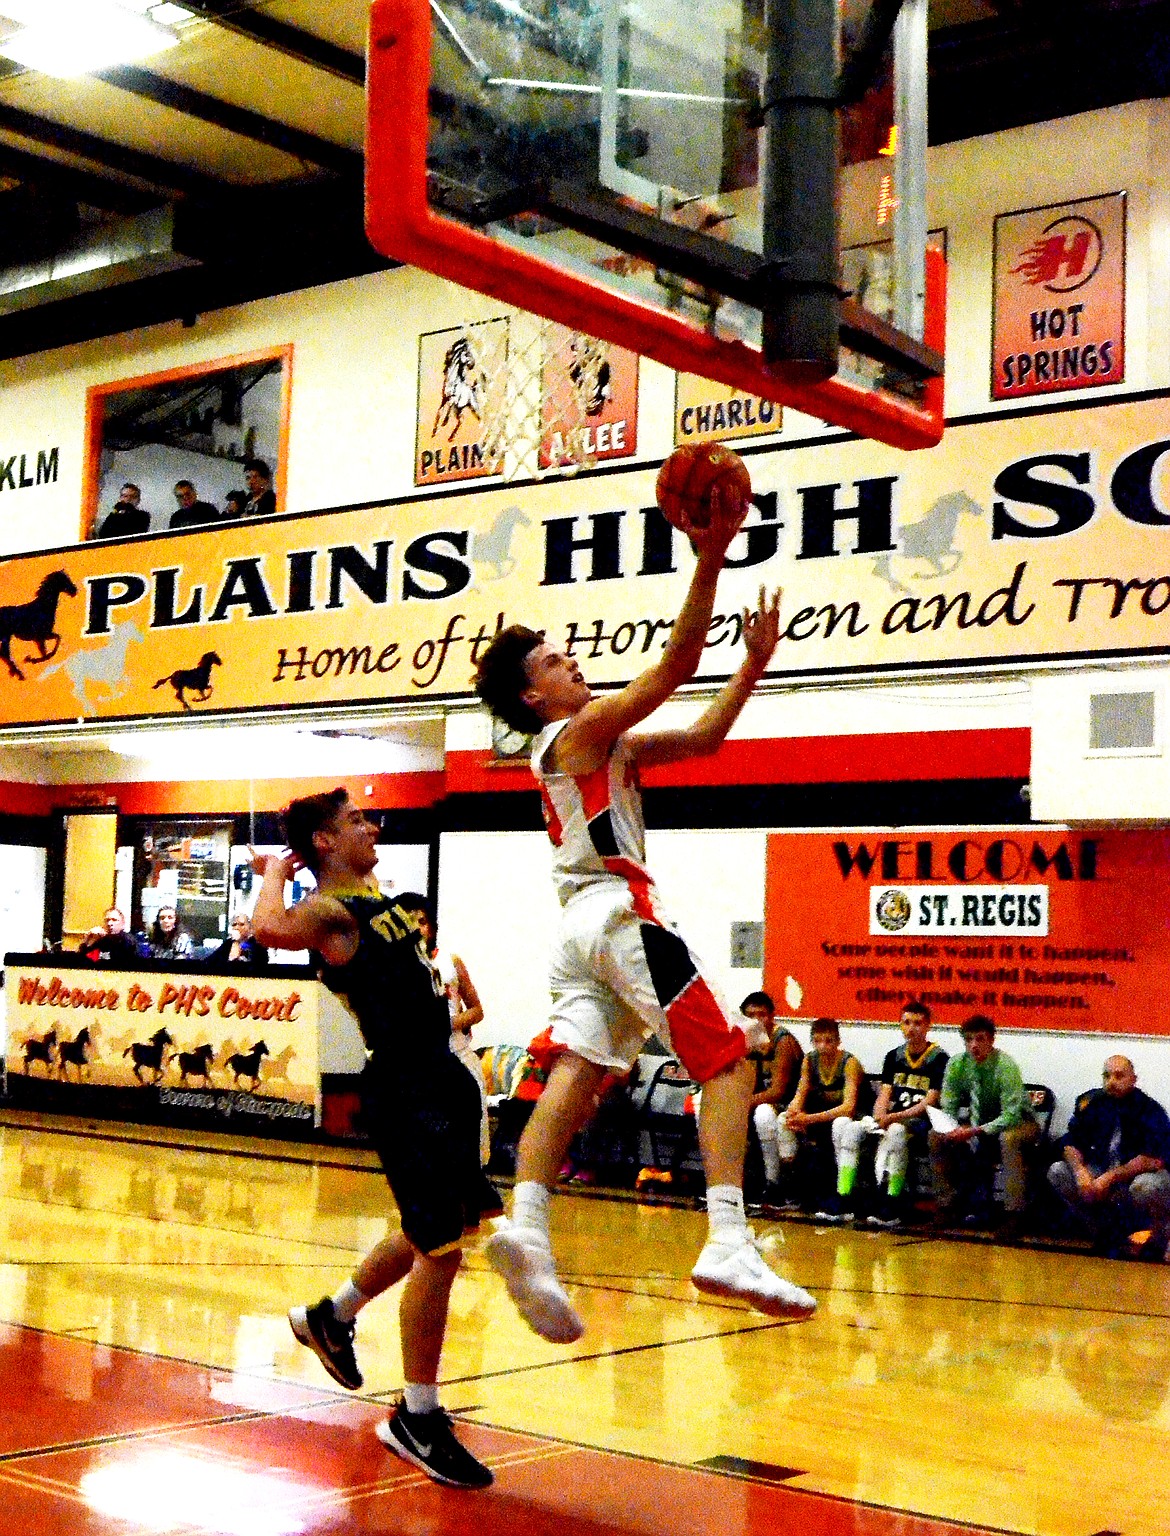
[95,64,363,177]
[0,137,156,213]
[184,3,366,84]
[0,101,224,197]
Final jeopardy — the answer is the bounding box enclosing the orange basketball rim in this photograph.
[364,0,946,452]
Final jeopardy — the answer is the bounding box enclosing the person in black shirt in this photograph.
[96,487,150,539]
[242,457,277,517]
[1049,1056,1170,1259]
[862,1001,948,1227]
[252,788,500,1490]
[169,479,220,529]
[79,907,145,965]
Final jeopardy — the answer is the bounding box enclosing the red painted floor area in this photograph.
[0,1323,1005,1536]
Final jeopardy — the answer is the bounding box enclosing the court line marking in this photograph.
[451,1416,1036,1536]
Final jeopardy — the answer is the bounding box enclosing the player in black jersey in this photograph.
[252,788,502,1491]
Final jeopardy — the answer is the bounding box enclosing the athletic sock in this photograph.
[331,1279,371,1325]
[706,1185,747,1243]
[887,1172,906,1200]
[403,1382,439,1415]
[837,1164,857,1197]
[512,1181,552,1241]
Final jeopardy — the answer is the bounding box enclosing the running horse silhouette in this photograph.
[22,1027,57,1075]
[0,570,77,680]
[174,1042,215,1086]
[470,506,530,580]
[153,651,222,710]
[872,491,984,596]
[225,1040,269,1090]
[41,616,144,713]
[57,1025,93,1081]
[432,336,485,441]
[124,1027,173,1084]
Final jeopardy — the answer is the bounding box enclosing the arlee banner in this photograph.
[765,828,1170,1035]
[4,386,1170,727]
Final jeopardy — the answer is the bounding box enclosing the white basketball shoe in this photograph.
[691,1231,816,1319]
[484,1222,584,1344]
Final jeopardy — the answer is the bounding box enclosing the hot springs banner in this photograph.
[765,828,1170,1035]
[3,387,1170,726]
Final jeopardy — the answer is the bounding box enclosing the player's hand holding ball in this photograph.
[655,442,753,554]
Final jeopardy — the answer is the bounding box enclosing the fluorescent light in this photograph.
[0,1,179,77]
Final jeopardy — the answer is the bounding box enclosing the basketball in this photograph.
[655,442,752,534]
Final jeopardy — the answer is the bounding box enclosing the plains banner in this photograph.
[5,962,321,1124]
[992,192,1126,401]
[4,386,1170,726]
[764,828,1170,1035]
[674,373,782,446]
[416,320,509,486]
[539,325,638,470]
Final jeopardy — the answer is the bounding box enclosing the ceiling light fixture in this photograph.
[0,1,181,79]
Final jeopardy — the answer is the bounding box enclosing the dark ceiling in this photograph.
[0,0,1166,363]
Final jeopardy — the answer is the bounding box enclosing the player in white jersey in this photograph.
[473,488,816,1341]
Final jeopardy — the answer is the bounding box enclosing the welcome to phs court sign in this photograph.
[1,390,1170,727]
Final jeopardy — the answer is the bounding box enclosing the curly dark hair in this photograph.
[472,624,545,735]
[283,787,348,873]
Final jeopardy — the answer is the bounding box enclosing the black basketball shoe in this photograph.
[288,1296,362,1390]
[377,1404,494,1489]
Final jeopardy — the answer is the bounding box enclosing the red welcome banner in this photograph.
[765,827,1170,1034]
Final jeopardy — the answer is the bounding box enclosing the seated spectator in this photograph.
[1048,1055,1170,1261]
[929,1014,1038,1236]
[778,1017,867,1219]
[96,485,150,539]
[242,458,277,518]
[206,913,269,968]
[744,991,803,1201]
[79,906,145,965]
[147,905,195,961]
[835,1000,948,1228]
[221,489,249,520]
[170,479,220,529]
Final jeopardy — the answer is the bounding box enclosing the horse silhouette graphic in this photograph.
[470,506,530,580]
[872,491,984,595]
[41,616,143,712]
[433,336,486,441]
[153,651,222,710]
[226,1040,269,1090]
[0,570,76,680]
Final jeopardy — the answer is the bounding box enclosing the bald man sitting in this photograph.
[1049,1056,1170,1260]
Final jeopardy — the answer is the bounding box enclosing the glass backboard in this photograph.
[367,0,944,449]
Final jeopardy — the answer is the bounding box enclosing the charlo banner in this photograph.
[2,388,1170,726]
[765,828,1170,1035]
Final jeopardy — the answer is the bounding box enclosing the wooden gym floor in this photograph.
[0,1109,1166,1536]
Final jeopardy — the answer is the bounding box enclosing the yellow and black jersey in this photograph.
[881,1042,949,1115]
[318,891,451,1065]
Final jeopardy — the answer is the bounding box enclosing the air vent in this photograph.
[1089,691,1156,752]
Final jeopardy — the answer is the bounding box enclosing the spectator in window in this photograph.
[170,480,220,529]
[97,483,150,539]
[743,991,803,1202]
[207,913,269,969]
[79,906,146,965]
[779,1017,867,1220]
[1048,1056,1170,1261]
[148,905,195,961]
[930,1014,1038,1237]
[242,458,277,518]
[221,489,249,520]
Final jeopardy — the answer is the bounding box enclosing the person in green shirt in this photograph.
[929,1014,1038,1233]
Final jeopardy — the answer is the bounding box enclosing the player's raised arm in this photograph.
[633,585,781,768]
[250,850,356,963]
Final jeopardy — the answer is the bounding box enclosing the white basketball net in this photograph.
[447,314,600,481]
